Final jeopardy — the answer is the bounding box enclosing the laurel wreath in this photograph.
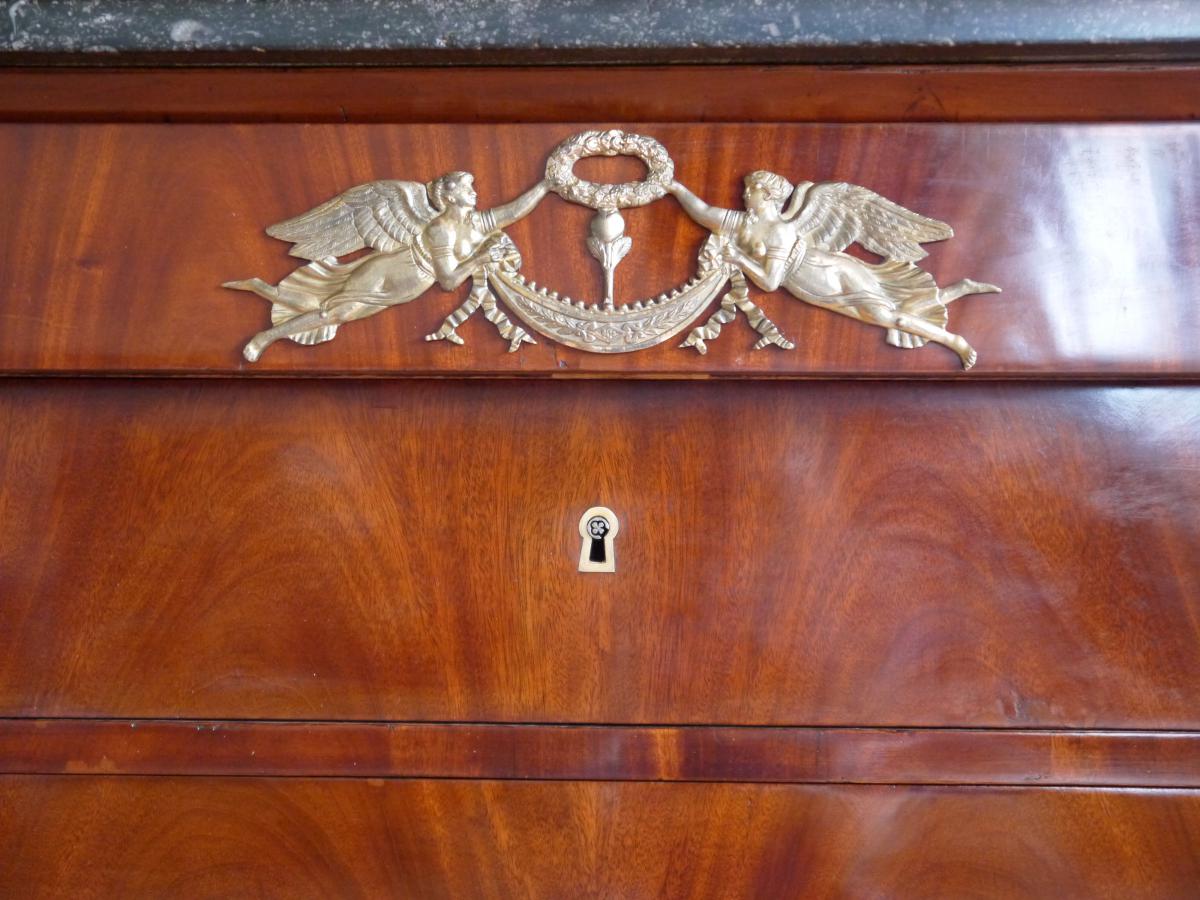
[545,129,674,210]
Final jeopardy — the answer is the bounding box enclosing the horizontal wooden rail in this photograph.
[3,65,1200,123]
[3,720,1198,786]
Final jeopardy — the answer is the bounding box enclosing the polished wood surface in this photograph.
[2,379,1196,725]
[4,62,1198,893]
[6,65,1200,123]
[2,121,1199,377]
[2,777,1198,898]
[5,720,1200,787]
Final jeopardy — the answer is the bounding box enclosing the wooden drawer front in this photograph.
[1,121,1198,378]
[2,379,1196,726]
[2,777,1198,898]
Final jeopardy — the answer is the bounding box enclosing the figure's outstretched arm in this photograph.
[487,180,552,231]
[668,181,733,233]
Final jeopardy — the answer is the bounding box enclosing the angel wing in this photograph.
[788,182,953,262]
[265,180,438,260]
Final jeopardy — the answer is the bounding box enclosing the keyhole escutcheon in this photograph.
[578,506,619,573]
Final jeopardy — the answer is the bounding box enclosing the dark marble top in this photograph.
[4,0,1200,65]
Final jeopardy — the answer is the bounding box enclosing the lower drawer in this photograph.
[1,777,1197,898]
[1,379,1197,726]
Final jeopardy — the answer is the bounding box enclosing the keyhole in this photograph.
[578,506,619,573]
[587,516,610,563]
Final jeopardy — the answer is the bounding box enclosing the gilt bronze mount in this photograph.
[227,129,999,367]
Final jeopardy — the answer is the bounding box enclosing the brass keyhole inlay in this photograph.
[578,507,619,573]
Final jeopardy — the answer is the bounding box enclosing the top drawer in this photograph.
[1,114,1198,377]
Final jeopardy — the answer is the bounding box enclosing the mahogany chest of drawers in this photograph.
[1,64,1199,897]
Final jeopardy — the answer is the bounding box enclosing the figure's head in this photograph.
[428,171,477,211]
[743,170,793,215]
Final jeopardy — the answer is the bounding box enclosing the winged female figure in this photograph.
[226,172,549,361]
[669,171,1000,368]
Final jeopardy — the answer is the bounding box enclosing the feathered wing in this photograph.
[789,182,953,262]
[266,180,438,260]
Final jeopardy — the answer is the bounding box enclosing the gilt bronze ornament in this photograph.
[226,129,999,367]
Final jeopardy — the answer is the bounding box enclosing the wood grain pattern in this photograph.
[2,64,1197,891]
[5,65,1200,123]
[4,720,1200,787]
[2,777,1198,898]
[2,379,1196,725]
[2,121,1199,377]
